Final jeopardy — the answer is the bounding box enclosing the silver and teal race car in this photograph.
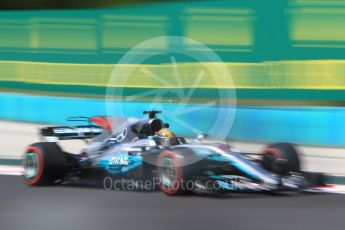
[22,110,324,195]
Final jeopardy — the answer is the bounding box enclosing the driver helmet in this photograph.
[156,129,179,146]
[156,129,175,138]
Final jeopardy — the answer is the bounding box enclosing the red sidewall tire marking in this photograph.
[23,146,44,185]
[156,150,183,195]
[263,148,284,160]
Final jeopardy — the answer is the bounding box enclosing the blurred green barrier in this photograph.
[0,0,345,63]
[0,0,345,105]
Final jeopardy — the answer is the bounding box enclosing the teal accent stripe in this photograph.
[0,159,21,166]
[325,175,345,185]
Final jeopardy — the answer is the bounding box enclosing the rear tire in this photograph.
[22,142,66,186]
[262,143,301,175]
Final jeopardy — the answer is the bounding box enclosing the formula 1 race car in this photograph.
[22,110,325,195]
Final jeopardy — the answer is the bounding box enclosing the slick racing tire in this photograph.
[156,148,201,196]
[262,143,301,175]
[22,142,66,186]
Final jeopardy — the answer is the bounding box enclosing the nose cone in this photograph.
[281,173,306,189]
[262,177,280,190]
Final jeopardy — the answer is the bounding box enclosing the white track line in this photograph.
[0,165,23,176]
[309,185,345,194]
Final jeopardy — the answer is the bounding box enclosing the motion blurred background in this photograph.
[0,0,344,147]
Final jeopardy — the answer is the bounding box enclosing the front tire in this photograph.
[262,143,301,175]
[22,142,66,186]
[156,148,202,195]
[156,150,185,195]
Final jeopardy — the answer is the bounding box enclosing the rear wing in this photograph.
[40,125,104,140]
[40,116,112,141]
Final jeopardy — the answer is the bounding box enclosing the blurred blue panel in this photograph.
[0,93,344,147]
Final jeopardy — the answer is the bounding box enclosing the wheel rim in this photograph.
[159,157,176,188]
[23,152,39,180]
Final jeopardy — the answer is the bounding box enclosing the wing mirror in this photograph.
[194,134,208,142]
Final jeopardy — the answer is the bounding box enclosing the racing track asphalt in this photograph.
[0,175,345,230]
